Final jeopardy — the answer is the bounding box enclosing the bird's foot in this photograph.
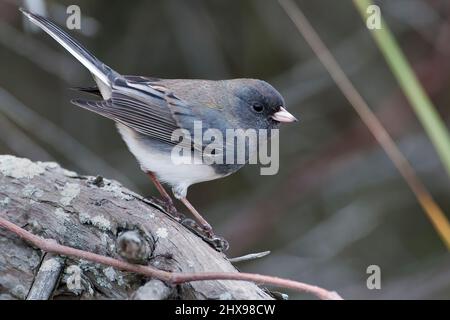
[143,196,229,251]
[181,218,229,252]
[148,196,185,221]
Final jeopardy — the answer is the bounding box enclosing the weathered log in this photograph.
[0,155,272,300]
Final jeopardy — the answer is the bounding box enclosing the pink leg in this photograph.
[147,172,213,234]
[179,197,212,233]
[147,172,177,215]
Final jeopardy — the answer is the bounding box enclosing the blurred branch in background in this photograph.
[354,0,450,183]
[253,0,390,108]
[0,114,54,161]
[0,88,137,189]
[277,0,450,248]
[271,29,373,109]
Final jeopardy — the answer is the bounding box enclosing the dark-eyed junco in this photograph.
[21,9,297,248]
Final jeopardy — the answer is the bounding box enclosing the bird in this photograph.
[20,9,297,248]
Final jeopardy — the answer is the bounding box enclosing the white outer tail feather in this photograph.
[20,8,113,97]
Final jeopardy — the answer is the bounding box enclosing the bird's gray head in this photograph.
[225,79,297,130]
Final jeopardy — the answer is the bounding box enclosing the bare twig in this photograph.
[229,251,271,264]
[26,253,64,300]
[277,0,450,249]
[0,216,342,300]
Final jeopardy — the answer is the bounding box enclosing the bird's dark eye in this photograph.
[252,103,264,113]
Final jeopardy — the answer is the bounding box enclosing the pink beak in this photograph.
[271,107,298,123]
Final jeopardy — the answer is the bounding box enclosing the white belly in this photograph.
[116,124,222,198]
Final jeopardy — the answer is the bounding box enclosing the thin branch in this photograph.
[229,251,271,263]
[26,253,64,300]
[0,216,342,300]
[277,0,450,249]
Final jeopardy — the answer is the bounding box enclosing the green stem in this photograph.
[354,0,450,179]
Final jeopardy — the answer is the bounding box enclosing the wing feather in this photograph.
[71,76,222,155]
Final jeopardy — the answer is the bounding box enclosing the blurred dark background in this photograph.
[1,0,450,299]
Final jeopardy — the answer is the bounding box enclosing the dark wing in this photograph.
[71,76,206,150]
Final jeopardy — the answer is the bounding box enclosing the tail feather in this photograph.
[20,8,118,88]
[70,86,102,97]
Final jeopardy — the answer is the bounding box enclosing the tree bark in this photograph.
[0,155,272,300]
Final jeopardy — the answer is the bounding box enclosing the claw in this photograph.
[149,196,184,221]
[181,218,197,228]
[210,236,229,252]
[180,217,229,252]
